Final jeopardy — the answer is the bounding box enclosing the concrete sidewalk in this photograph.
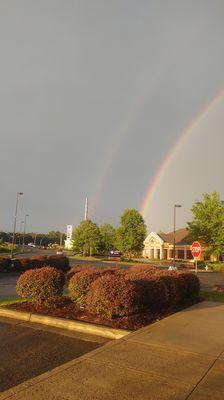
[1,301,224,400]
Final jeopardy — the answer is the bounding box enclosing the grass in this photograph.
[0,297,24,307]
[200,290,224,303]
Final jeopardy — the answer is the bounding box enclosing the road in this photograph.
[0,317,107,392]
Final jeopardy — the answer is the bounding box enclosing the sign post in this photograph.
[191,241,202,274]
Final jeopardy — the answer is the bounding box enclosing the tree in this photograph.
[116,209,147,258]
[99,224,116,253]
[72,220,101,256]
[188,192,224,259]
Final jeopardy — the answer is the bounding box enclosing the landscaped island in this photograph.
[3,255,200,330]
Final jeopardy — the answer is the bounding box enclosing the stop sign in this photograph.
[191,241,201,258]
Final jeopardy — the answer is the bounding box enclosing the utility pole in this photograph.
[84,197,88,221]
[11,192,23,258]
[59,232,63,247]
[173,204,182,268]
[22,214,29,252]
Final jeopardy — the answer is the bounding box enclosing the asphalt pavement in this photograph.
[2,301,224,400]
[0,317,107,392]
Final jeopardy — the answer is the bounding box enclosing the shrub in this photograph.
[29,255,48,269]
[47,255,70,272]
[67,268,83,282]
[0,257,11,272]
[177,272,200,298]
[68,269,102,307]
[16,267,65,304]
[16,257,31,271]
[129,264,156,273]
[126,270,168,310]
[152,271,188,305]
[87,274,143,318]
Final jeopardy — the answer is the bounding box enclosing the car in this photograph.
[28,243,36,248]
[56,250,64,255]
[109,250,121,257]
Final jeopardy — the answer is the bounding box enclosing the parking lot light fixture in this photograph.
[11,192,23,258]
[173,204,182,268]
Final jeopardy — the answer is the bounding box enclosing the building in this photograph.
[143,228,194,260]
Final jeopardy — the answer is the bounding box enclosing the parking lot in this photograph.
[0,317,108,392]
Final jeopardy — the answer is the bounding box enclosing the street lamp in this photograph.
[19,220,24,245]
[11,192,23,258]
[173,204,182,268]
[22,214,29,252]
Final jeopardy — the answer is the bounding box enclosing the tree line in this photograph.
[72,208,147,257]
[73,192,224,260]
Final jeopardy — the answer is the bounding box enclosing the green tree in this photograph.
[72,220,101,256]
[116,209,147,258]
[99,224,116,253]
[188,192,224,259]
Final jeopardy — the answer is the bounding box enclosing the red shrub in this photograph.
[67,268,83,281]
[126,270,168,310]
[156,271,187,305]
[68,269,102,307]
[87,274,144,318]
[16,267,65,304]
[47,255,70,272]
[0,257,11,272]
[129,264,157,273]
[28,256,48,269]
[16,257,31,270]
[177,272,200,299]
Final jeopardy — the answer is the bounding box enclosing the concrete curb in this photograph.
[0,307,131,339]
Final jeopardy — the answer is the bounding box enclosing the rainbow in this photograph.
[140,88,224,219]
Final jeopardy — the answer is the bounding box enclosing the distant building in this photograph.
[143,228,194,260]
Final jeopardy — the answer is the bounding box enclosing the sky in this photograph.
[0,0,224,234]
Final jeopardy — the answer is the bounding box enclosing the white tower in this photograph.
[84,197,88,221]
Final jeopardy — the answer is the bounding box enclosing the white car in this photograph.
[56,250,64,255]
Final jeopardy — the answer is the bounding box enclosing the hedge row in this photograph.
[0,255,70,273]
[16,266,200,317]
[67,267,200,318]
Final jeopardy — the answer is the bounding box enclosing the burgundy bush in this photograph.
[47,255,70,272]
[16,257,31,271]
[16,267,65,304]
[126,270,168,310]
[157,271,187,304]
[177,272,200,298]
[87,274,144,318]
[0,257,11,272]
[67,268,83,282]
[129,264,157,273]
[68,269,102,307]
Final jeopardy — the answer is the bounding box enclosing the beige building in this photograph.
[143,228,193,260]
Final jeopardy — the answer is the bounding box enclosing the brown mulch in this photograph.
[6,297,200,331]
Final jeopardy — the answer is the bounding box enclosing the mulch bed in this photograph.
[6,296,200,331]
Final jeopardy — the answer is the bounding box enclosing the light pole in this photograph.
[173,204,182,268]
[22,214,29,252]
[19,220,24,245]
[11,192,23,258]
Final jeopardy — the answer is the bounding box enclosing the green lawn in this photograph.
[0,297,24,307]
[200,290,224,303]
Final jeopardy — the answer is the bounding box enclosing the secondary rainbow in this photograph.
[140,88,224,219]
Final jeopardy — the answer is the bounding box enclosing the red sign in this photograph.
[191,241,201,259]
